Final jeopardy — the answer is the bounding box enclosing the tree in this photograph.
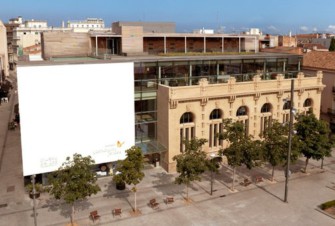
[113,146,144,213]
[295,113,333,173]
[329,37,335,51]
[260,121,300,181]
[219,119,259,191]
[173,138,208,201]
[48,153,101,226]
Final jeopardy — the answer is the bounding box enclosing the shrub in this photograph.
[320,200,335,210]
[25,183,44,193]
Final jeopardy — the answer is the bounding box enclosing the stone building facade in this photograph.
[157,71,324,172]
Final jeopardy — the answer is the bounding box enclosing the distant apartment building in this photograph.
[5,17,112,63]
[67,18,105,30]
[5,16,49,59]
[302,51,335,130]
[278,35,297,47]
[0,20,9,81]
[259,34,278,48]
[22,19,48,28]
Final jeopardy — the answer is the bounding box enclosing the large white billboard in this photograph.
[17,63,135,176]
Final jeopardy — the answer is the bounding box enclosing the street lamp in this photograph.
[284,79,294,203]
[31,174,37,226]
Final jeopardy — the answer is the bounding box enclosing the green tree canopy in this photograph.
[260,120,300,180]
[173,138,208,201]
[295,113,333,172]
[113,146,145,212]
[48,153,101,226]
[329,37,335,51]
[218,119,260,190]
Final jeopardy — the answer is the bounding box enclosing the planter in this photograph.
[116,181,126,190]
[29,192,40,199]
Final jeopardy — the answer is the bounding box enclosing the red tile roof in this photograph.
[302,43,328,50]
[303,51,335,71]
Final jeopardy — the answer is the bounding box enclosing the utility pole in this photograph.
[284,79,294,203]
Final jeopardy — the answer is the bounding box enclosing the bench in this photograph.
[255,176,263,183]
[149,198,159,209]
[90,210,100,222]
[165,196,174,204]
[112,208,122,217]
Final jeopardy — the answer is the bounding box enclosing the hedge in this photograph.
[320,200,335,210]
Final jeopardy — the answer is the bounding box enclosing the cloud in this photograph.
[267,25,278,31]
[326,25,335,33]
[312,27,318,32]
[300,26,309,32]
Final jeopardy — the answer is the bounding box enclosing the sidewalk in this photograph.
[0,70,28,215]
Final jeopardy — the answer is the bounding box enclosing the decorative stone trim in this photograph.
[200,98,208,106]
[298,88,305,96]
[229,95,236,103]
[254,93,261,101]
[169,99,178,109]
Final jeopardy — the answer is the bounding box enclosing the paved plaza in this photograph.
[0,71,335,226]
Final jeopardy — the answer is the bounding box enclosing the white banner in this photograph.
[17,62,135,176]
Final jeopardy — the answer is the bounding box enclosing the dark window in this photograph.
[180,112,193,123]
[210,109,222,119]
[261,103,271,113]
[236,106,247,116]
[303,98,312,107]
[283,101,291,110]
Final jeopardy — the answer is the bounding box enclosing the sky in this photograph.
[1,0,335,34]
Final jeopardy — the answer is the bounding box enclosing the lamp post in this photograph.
[31,174,37,226]
[284,79,294,203]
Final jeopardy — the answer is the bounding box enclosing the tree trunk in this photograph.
[134,187,137,212]
[186,183,189,201]
[232,167,236,191]
[304,158,309,173]
[210,170,214,195]
[271,166,275,181]
[70,203,75,226]
[321,157,324,169]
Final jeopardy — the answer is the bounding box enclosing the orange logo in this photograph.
[117,141,124,148]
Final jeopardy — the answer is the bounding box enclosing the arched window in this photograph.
[260,103,272,134]
[236,106,247,116]
[210,109,222,119]
[303,98,312,107]
[282,101,291,123]
[180,112,195,152]
[283,101,291,110]
[303,98,313,114]
[209,109,223,148]
[180,112,193,124]
[261,103,272,113]
[236,106,249,135]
